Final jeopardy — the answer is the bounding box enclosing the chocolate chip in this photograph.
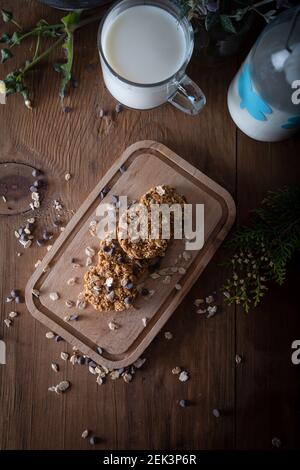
[33,180,43,189]
[89,361,97,368]
[77,356,85,365]
[100,186,109,199]
[89,436,100,445]
[53,219,62,228]
[71,78,79,88]
[112,194,119,204]
[119,164,126,174]
[117,255,125,263]
[212,409,221,418]
[70,314,79,321]
[63,106,73,113]
[10,289,18,298]
[85,63,96,73]
[141,288,149,296]
[32,168,42,178]
[43,231,52,240]
[178,399,189,408]
[55,335,63,342]
[124,297,132,305]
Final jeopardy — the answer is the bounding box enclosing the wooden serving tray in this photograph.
[25,141,236,369]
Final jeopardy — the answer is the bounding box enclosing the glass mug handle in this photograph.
[168,75,206,115]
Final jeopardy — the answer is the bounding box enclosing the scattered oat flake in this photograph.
[179,371,189,382]
[142,317,148,327]
[150,273,160,279]
[197,308,207,314]
[108,320,119,331]
[272,437,282,448]
[164,331,173,340]
[51,363,59,373]
[85,246,95,257]
[81,429,90,439]
[172,366,181,375]
[65,173,71,181]
[65,300,74,308]
[46,331,55,339]
[123,372,132,383]
[8,311,18,318]
[133,358,146,369]
[56,380,71,393]
[175,283,181,291]
[64,315,71,322]
[67,277,77,286]
[235,354,242,365]
[194,298,204,307]
[86,256,93,266]
[61,352,69,361]
[89,365,97,375]
[163,275,171,285]
[70,354,77,365]
[207,305,217,318]
[49,292,59,301]
[2,195,7,203]
[4,319,12,328]
[35,260,42,268]
[178,267,186,274]
[206,295,214,304]
[96,375,104,385]
[183,251,191,261]
[76,299,87,309]
[110,370,120,380]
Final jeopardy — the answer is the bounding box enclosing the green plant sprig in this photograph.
[0,8,103,108]
[222,186,300,312]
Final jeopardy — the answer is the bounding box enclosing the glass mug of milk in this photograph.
[97,0,206,114]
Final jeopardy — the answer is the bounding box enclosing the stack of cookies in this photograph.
[83,185,186,312]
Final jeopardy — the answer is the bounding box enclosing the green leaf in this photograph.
[205,12,219,32]
[36,19,49,27]
[53,62,63,73]
[0,8,13,23]
[1,48,13,63]
[59,10,82,100]
[11,31,21,45]
[0,33,11,44]
[220,15,237,34]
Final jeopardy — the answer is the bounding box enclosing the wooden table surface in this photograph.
[1,0,300,451]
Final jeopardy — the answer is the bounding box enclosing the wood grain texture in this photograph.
[0,0,299,451]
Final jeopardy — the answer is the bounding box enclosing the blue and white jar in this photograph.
[228,7,300,142]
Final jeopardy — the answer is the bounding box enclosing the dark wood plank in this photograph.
[7,0,300,452]
[236,133,300,449]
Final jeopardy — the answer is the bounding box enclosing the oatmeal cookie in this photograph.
[98,238,149,275]
[117,205,168,259]
[83,261,137,312]
[140,185,186,208]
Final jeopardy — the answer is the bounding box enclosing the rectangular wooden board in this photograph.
[25,141,236,369]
